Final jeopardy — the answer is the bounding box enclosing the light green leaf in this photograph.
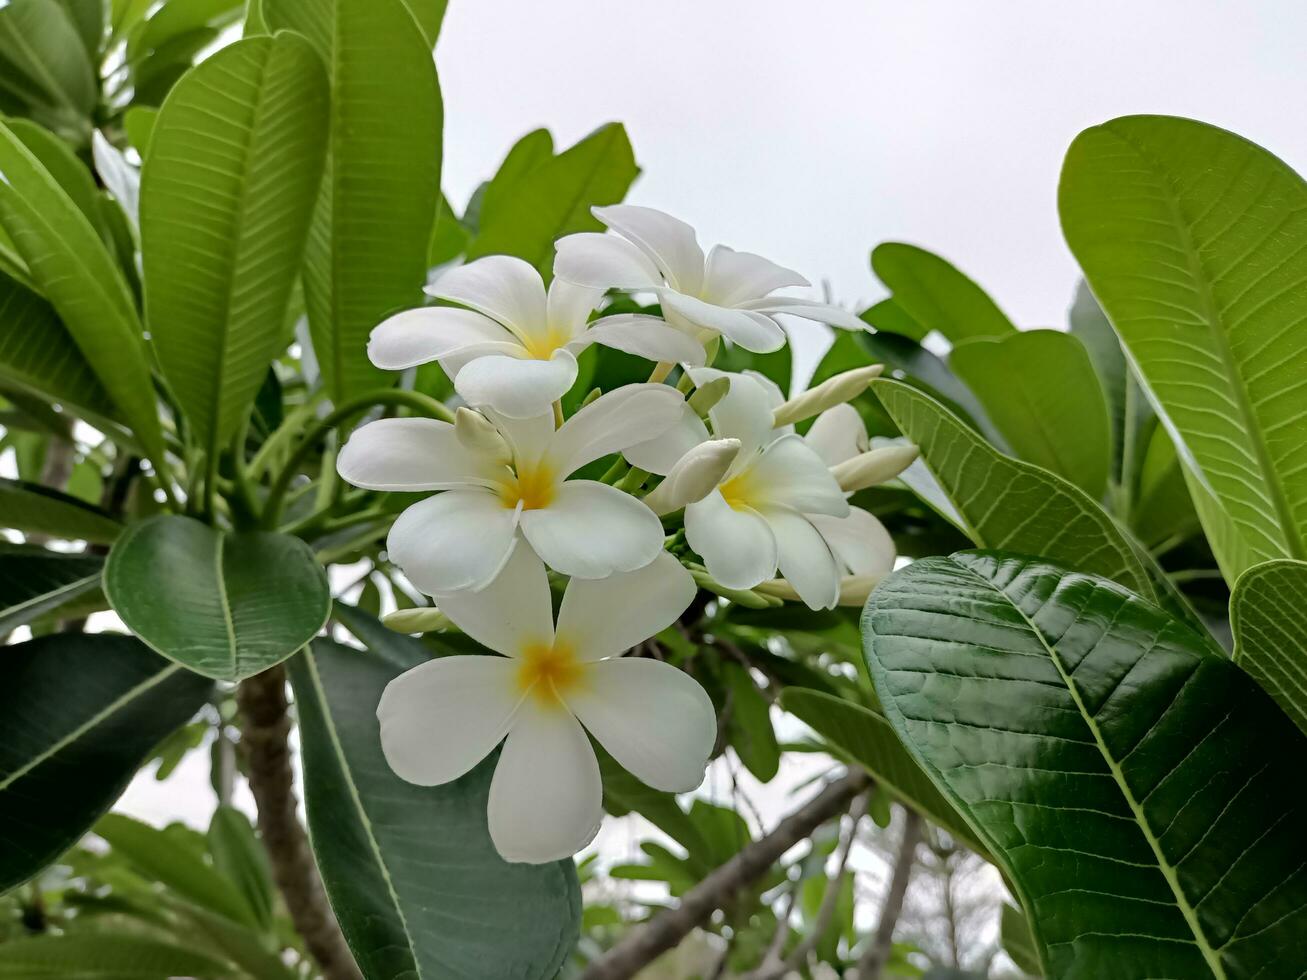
[5,117,108,236]
[0,541,102,633]
[104,515,331,681]
[1231,558,1307,736]
[207,805,276,934]
[871,242,1016,343]
[859,296,928,340]
[950,329,1111,499]
[1060,115,1307,578]
[0,119,166,465]
[288,638,582,979]
[466,123,638,278]
[264,0,442,405]
[464,127,553,233]
[864,551,1307,979]
[0,476,122,543]
[142,33,328,457]
[123,104,157,155]
[0,633,212,892]
[0,0,96,135]
[723,661,780,782]
[780,688,987,856]
[0,933,235,978]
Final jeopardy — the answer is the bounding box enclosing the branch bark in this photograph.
[237,664,361,980]
[852,807,922,980]
[580,771,869,980]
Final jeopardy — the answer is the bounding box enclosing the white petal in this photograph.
[92,130,139,227]
[368,307,522,370]
[593,204,705,294]
[428,544,554,655]
[811,507,896,576]
[426,255,547,340]
[701,244,808,307]
[685,489,777,589]
[453,349,578,419]
[659,289,785,353]
[689,369,776,463]
[553,231,663,290]
[519,481,664,579]
[749,435,850,516]
[546,277,605,336]
[337,418,501,491]
[555,551,696,660]
[805,404,869,466]
[761,507,840,610]
[739,296,866,331]
[567,658,715,793]
[623,402,710,475]
[387,490,518,594]
[577,314,707,366]
[743,368,787,409]
[486,410,557,468]
[377,656,520,786]
[545,383,684,475]
[489,700,603,863]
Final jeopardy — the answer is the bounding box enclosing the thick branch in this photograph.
[237,665,361,980]
[581,771,869,980]
[853,807,922,980]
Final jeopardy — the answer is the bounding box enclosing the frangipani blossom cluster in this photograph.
[337,206,916,864]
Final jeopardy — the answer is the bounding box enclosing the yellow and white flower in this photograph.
[376,546,714,864]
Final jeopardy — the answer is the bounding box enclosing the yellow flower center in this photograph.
[521,325,571,360]
[499,462,556,511]
[516,639,584,707]
[718,468,759,511]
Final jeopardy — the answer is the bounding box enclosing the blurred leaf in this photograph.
[289,638,581,979]
[1061,115,1307,578]
[123,105,157,155]
[871,242,1016,343]
[0,633,212,892]
[864,551,1307,979]
[142,33,328,457]
[147,718,208,781]
[860,296,928,340]
[427,191,469,266]
[723,661,779,782]
[5,118,108,237]
[0,541,101,633]
[0,933,235,978]
[0,477,122,543]
[596,746,714,873]
[264,0,442,405]
[104,515,331,681]
[0,0,96,137]
[1231,558,1307,736]
[950,329,1111,499]
[1001,902,1042,977]
[207,805,276,933]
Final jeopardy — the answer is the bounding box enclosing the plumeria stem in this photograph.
[647,361,675,384]
[552,399,565,427]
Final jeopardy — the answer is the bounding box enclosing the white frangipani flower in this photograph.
[368,254,704,418]
[554,205,865,354]
[377,546,715,864]
[337,384,684,592]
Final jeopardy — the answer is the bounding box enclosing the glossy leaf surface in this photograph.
[1231,558,1307,736]
[0,542,101,633]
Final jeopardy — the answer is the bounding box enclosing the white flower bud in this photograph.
[643,438,741,515]
[381,607,455,634]
[830,445,919,493]
[756,573,886,607]
[772,364,884,427]
[454,407,510,464]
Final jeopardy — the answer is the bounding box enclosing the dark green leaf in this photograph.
[0,933,235,978]
[870,242,1016,343]
[0,633,212,892]
[1001,902,1042,977]
[0,476,122,543]
[1231,558,1307,736]
[104,515,331,681]
[723,661,779,782]
[864,551,1307,979]
[0,542,101,633]
[860,296,928,340]
[207,805,276,933]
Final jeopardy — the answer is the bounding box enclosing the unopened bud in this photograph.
[756,573,885,607]
[831,445,919,493]
[454,407,510,463]
[773,365,883,427]
[687,376,730,417]
[643,439,741,515]
[688,567,781,609]
[382,607,455,633]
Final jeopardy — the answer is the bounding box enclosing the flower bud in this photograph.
[382,607,455,633]
[756,573,885,607]
[687,376,730,416]
[643,438,741,515]
[454,407,510,463]
[688,567,782,609]
[831,445,919,493]
[772,365,884,427]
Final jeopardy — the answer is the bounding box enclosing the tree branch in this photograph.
[852,807,922,980]
[581,771,869,980]
[237,665,361,980]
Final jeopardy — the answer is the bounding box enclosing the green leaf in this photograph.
[5,118,108,236]
[0,632,212,892]
[596,747,714,874]
[723,661,780,782]
[0,0,96,133]
[0,541,101,633]
[0,119,166,465]
[0,476,122,543]
[464,128,554,233]
[54,0,104,59]
[1001,903,1042,977]
[1231,558,1307,736]
[264,0,443,405]
[860,296,928,340]
[1060,115,1307,577]
[465,123,639,278]
[123,104,157,155]
[207,805,276,933]
[863,551,1307,979]
[950,329,1111,499]
[870,242,1016,343]
[402,0,446,48]
[0,933,235,978]
[104,515,331,681]
[141,33,328,457]
[96,813,258,927]
[779,688,987,856]
[288,639,581,979]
